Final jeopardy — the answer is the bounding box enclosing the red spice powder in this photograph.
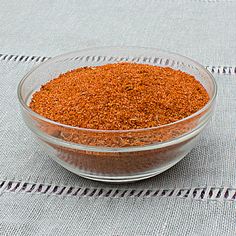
[29,63,210,176]
[30,63,209,131]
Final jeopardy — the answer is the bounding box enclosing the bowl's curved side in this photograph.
[17,46,217,182]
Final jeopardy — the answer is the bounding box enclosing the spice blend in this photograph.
[29,63,210,176]
[30,63,209,131]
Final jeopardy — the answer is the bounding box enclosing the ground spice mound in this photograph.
[30,63,209,130]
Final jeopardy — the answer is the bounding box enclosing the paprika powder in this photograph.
[29,63,210,176]
[30,63,209,131]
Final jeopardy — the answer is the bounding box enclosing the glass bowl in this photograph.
[17,47,217,183]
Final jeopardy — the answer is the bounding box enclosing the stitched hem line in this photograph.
[0,53,235,75]
[0,53,49,63]
[206,66,236,74]
[0,180,235,201]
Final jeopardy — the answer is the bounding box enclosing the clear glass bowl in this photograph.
[17,47,217,182]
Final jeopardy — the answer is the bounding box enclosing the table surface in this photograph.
[0,1,235,235]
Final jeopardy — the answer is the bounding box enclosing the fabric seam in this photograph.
[0,53,235,75]
[0,180,235,201]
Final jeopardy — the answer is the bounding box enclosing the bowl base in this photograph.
[52,154,186,183]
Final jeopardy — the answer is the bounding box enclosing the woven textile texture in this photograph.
[0,192,235,236]
[0,0,235,65]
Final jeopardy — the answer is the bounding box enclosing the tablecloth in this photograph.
[0,0,235,235]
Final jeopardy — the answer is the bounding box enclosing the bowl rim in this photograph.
[17,46,217,134]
